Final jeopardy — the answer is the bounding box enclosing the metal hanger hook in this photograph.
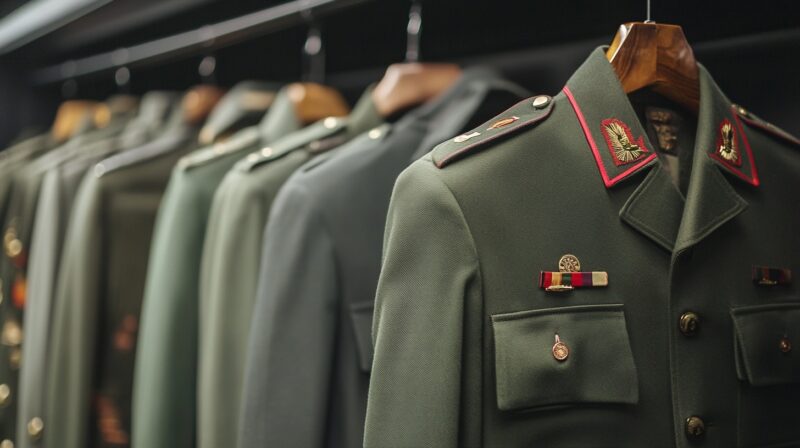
[644,0,654,23]
[405,0,422,62]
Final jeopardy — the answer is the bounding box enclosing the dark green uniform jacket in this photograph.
[44,107,200,448]
[0,109,138,445]
[238,69,527,448]
[366,48,800,447]
[131,86,299,448]
[16,91,178,448]
[197,90,382,448]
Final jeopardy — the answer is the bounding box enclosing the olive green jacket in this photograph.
[366,48,800,447]
[197,91,382,448]
[16,91,178,448]
[132,86,299,448]
[44,110,199,448]
[238,69,527,448]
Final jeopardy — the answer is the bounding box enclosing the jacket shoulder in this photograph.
[431,95,554,168]
[734,104,800,147]
[236,116,348,172]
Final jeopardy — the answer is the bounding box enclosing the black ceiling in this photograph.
[0,0,797,100]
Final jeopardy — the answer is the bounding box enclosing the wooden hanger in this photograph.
[94,95,139,129]
[606,22,700,112]
[51,100,100,143]
[371,63,462,117]
[286,82,350,124]
[181,85,226,125]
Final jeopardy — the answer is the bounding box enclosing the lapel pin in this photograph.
[539,254,608,292]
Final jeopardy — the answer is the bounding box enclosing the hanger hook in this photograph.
[301,7,325,83]
[644,0,654,23]
[405,0,422,62]
[198,54,217,84]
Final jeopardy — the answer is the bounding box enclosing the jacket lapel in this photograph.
[563,49,758,254]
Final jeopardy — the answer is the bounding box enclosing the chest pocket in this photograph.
[490,303,638,412]
[730,302,800,447]
[731,302,800,386]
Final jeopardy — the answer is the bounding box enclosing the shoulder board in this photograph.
[94,130,191,178]
[432,95,554,168]
[177,127,261,170]
[237,116,348,172]
[302,123,392,174]
[733,104,800,147]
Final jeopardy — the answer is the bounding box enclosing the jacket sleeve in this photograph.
[364,159,479,448]
[238,182,338,448]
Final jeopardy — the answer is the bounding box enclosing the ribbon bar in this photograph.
[539,271,608,292]
[752,266,791,286]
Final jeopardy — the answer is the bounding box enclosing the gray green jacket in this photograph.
[366,47,800,447]
[197,90,383,448]
[238,69,527,448]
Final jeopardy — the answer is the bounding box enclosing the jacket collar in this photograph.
[562,47,758,253]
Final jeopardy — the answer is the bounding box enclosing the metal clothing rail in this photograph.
[32,0,373,85]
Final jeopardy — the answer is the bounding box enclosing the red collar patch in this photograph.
[708,108,759,186]
[600,118,651,166]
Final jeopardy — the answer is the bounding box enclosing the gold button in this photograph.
[780,337,792,354]
[368,128,382,140]
[246,153,259,163]
[685,416,705,439]
[679,311,700,337]
[0,384,10,407]
[260,147,273,157]
[532,95,550,109]
[552,334,569,361]
[27,417,43,440]
[0,439,14,448]
[323,117,338,129]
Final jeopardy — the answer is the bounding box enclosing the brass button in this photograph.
[780,337,792,354]
[532,95,550,109]
[552,334,569,361]
[323,117,338,129]
[685,416,705,440]
[0,384,10,407]
[0,439,14,448]
[27,417,43,440]
[679,311,700,337]
[368,128,382,140]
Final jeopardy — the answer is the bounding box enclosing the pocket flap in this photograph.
[730,302,800,386]
[490,304,638,412]
[349,301,375,373]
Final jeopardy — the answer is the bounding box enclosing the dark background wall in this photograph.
[0,0,798,147]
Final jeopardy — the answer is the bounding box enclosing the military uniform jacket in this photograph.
[197,90,382,448]
[366,48,800,447]
[132,87,300,448]
[17,92,176,448]
[0,115,135,445]
[238,69,527,448]
[45,113,199,448]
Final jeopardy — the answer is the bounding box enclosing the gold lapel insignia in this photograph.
[716,119,741,166]
[601,118,649,166]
